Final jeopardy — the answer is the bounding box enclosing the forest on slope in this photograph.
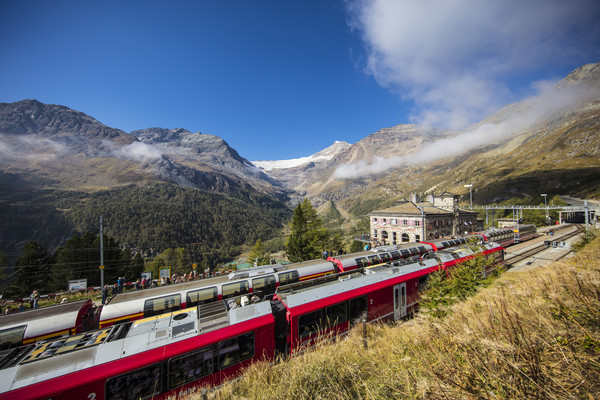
[0,181,291,273]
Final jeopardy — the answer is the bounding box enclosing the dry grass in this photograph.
[196,237,600,400]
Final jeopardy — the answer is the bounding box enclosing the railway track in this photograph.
[504,224,583,268]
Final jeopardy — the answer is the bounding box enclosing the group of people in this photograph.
[0,290,40,315]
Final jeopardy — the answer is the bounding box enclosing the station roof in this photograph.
[370,200,478,217]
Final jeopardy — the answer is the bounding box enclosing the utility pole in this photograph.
[100,216,104,288]
[464,184,473,208]
[585,200,589,235]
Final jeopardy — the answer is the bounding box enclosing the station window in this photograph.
[186,287,217,307]
[325,302,348,327]
[106,363,161,400]
[299,309,324,339]
[252,275,277,296]
[278,270,299,286]
[168,347,213,389]
[144,294,181,318]
[403,219,408,226]
[218,332,255,370]
[222,281,249,300]
[415,220,420,226]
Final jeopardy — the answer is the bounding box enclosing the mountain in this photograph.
[131,127,285,196]
[0,100,286,196]
[252,141,351,191]
[257,62,600,212]
[0,100,292,266]
[1,62,599,268]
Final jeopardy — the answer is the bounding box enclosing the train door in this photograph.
[393,283,407,320]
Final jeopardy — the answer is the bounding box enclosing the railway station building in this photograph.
[369,191,479,245]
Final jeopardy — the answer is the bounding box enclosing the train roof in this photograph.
[277,259,440,310]
[0,300,273,391]
[105,261,332,305]
[0,299,93,328]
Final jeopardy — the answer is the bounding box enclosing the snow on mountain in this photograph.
[253,141,351,171]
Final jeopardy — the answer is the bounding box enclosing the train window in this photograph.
[252,275,276,296]
[325,302,348,327]
[418,275,429,290]
[144,294,181,318]
[355,257,368,269]
[106,363,161,400]
[417,246,427,254]
[349,296,367,324]
[399,249,410,258]
[278,271,299,286]
[168,347,213,389]
[367,255,380,265]
[218,331,255,370]
[0,326,25,351]
[379,253,392,263]
[186,287,218,307]
[222,281,249,300]
[389,251,401,261]
[299,310,324,339]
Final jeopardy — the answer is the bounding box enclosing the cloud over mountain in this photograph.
[334,73,600,179]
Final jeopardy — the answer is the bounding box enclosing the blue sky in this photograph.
[1,1,599,161]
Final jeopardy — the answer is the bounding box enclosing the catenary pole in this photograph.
[100,216,104,288]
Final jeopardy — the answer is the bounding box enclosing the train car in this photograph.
[0,299,95,351]
[475,228,516,247]
[99,260,336,328]
[514,224,537,242]
[0,300,275,400]
[275,241,504,354]
[475,224,537,247]
[273,258,440,354]
[435,242,504,277]
[327,243,434,273]
[420,234,483,251]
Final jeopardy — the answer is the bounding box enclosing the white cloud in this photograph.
[115,141,163,161]
[348,0,600,129]
[0,134,68,162]
[334,82,599,179]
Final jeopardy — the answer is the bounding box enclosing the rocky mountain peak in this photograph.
[0,99,131,143]
[557,62,600,90]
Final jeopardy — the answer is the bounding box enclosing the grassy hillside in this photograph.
[206,235,600,399]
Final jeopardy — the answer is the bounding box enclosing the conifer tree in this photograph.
[10,241,52,297]
[286,199,329,262]
[248,239,270,266]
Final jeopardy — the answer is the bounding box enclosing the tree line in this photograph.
[0,232,143,299]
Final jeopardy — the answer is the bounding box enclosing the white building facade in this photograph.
[369,192,479,245]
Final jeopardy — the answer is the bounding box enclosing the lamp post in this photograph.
[464,184,473,208]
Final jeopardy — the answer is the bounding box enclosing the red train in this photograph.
[0,242,503,399]
[0,226,527,351]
